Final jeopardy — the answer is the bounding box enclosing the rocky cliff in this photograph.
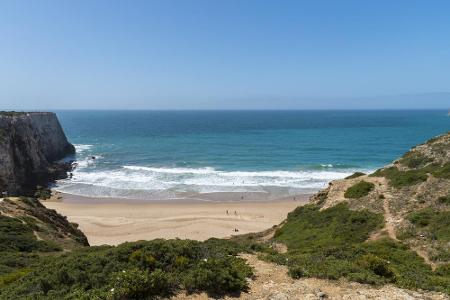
[0,112,75,196]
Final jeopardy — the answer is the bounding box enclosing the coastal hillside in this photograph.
[0,197,88,251]
[249,131,450,297]
[0,112,75,196]
[309,131,450,267]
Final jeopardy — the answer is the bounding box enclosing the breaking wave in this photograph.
[55,159,370,200]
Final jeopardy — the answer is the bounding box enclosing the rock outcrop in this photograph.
[0,112,75,196]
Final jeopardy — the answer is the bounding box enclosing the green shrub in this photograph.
[345,172,366,179]
[438,194,450,204]
[408,208,434,227]
[110,268,171,299]
[435,264,450,276]
[0,215,61,252]
[0,268,32,287]
[408,208,450,241]
[371,162,450,188]
[0,239,253,299]
[433,162,450,179]
[267,203,450,294]
[344,181,375,198]
[274,203,383,252]
[0,252,42,276]
[357,254,395,279]
[34,186,52,200]
[399,152,432,168]
[129,249,157,270]
[183,256,252,295]
[370,167,428,188]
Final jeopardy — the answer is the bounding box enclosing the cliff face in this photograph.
[0,112,75,196]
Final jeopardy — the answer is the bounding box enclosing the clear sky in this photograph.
[1,0,449,110]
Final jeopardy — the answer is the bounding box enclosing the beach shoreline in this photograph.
[43,192,310,246]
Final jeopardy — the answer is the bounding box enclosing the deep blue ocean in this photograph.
[54,110,450,201]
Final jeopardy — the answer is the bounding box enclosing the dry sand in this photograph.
[43,193,308,246]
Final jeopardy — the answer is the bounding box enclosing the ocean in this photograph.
[54,110,450,201]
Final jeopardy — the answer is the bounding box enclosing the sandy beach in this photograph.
[43,193,309,246]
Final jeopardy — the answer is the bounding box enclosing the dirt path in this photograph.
[383,197,398,241]
[413,247,438,271]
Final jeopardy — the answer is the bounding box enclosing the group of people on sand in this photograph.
[225,209,238,216]
[225,210,240,232]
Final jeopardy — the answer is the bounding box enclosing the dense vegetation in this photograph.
[0,215,63,292]
[399,151,433,168]
[407,208,450,242]
[370,167,428,188]
[260,204,450,293]
[0,238,254,299]
[370,162,450,188]
[0,111,28,117]
[0,215,61,253]
[344,181,375,198]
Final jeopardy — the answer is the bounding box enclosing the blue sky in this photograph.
[1,0,449,109]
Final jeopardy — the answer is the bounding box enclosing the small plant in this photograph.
[34,187,51,200]
[438,194,450,205]
[344,181,375,198]
[357,254,396,279]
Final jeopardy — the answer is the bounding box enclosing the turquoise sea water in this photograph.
[54,110,450,200]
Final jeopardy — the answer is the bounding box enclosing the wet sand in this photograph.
[43,192,309,246]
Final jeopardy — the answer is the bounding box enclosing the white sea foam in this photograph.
[55,164,373,200]
[74,144,93,153]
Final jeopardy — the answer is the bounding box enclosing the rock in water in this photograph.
[0,112,75,196]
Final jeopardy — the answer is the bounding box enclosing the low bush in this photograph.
[0,215,61,252]
[408,208,450,241]
[0,239,253,299]
[183,256,252,295]
[399,152,432,168]
[34,186,52,200]
[266,203,450,294]
[344,181,375,198]
[0,268,32,287]
[345,172,366,179]
[438,194,450,204]
[110,268,171,299]
[370,167,428,188]
[356,254,395,279]
[274,203,383,251]
[433,162,450,179]
[371,162,450,188]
